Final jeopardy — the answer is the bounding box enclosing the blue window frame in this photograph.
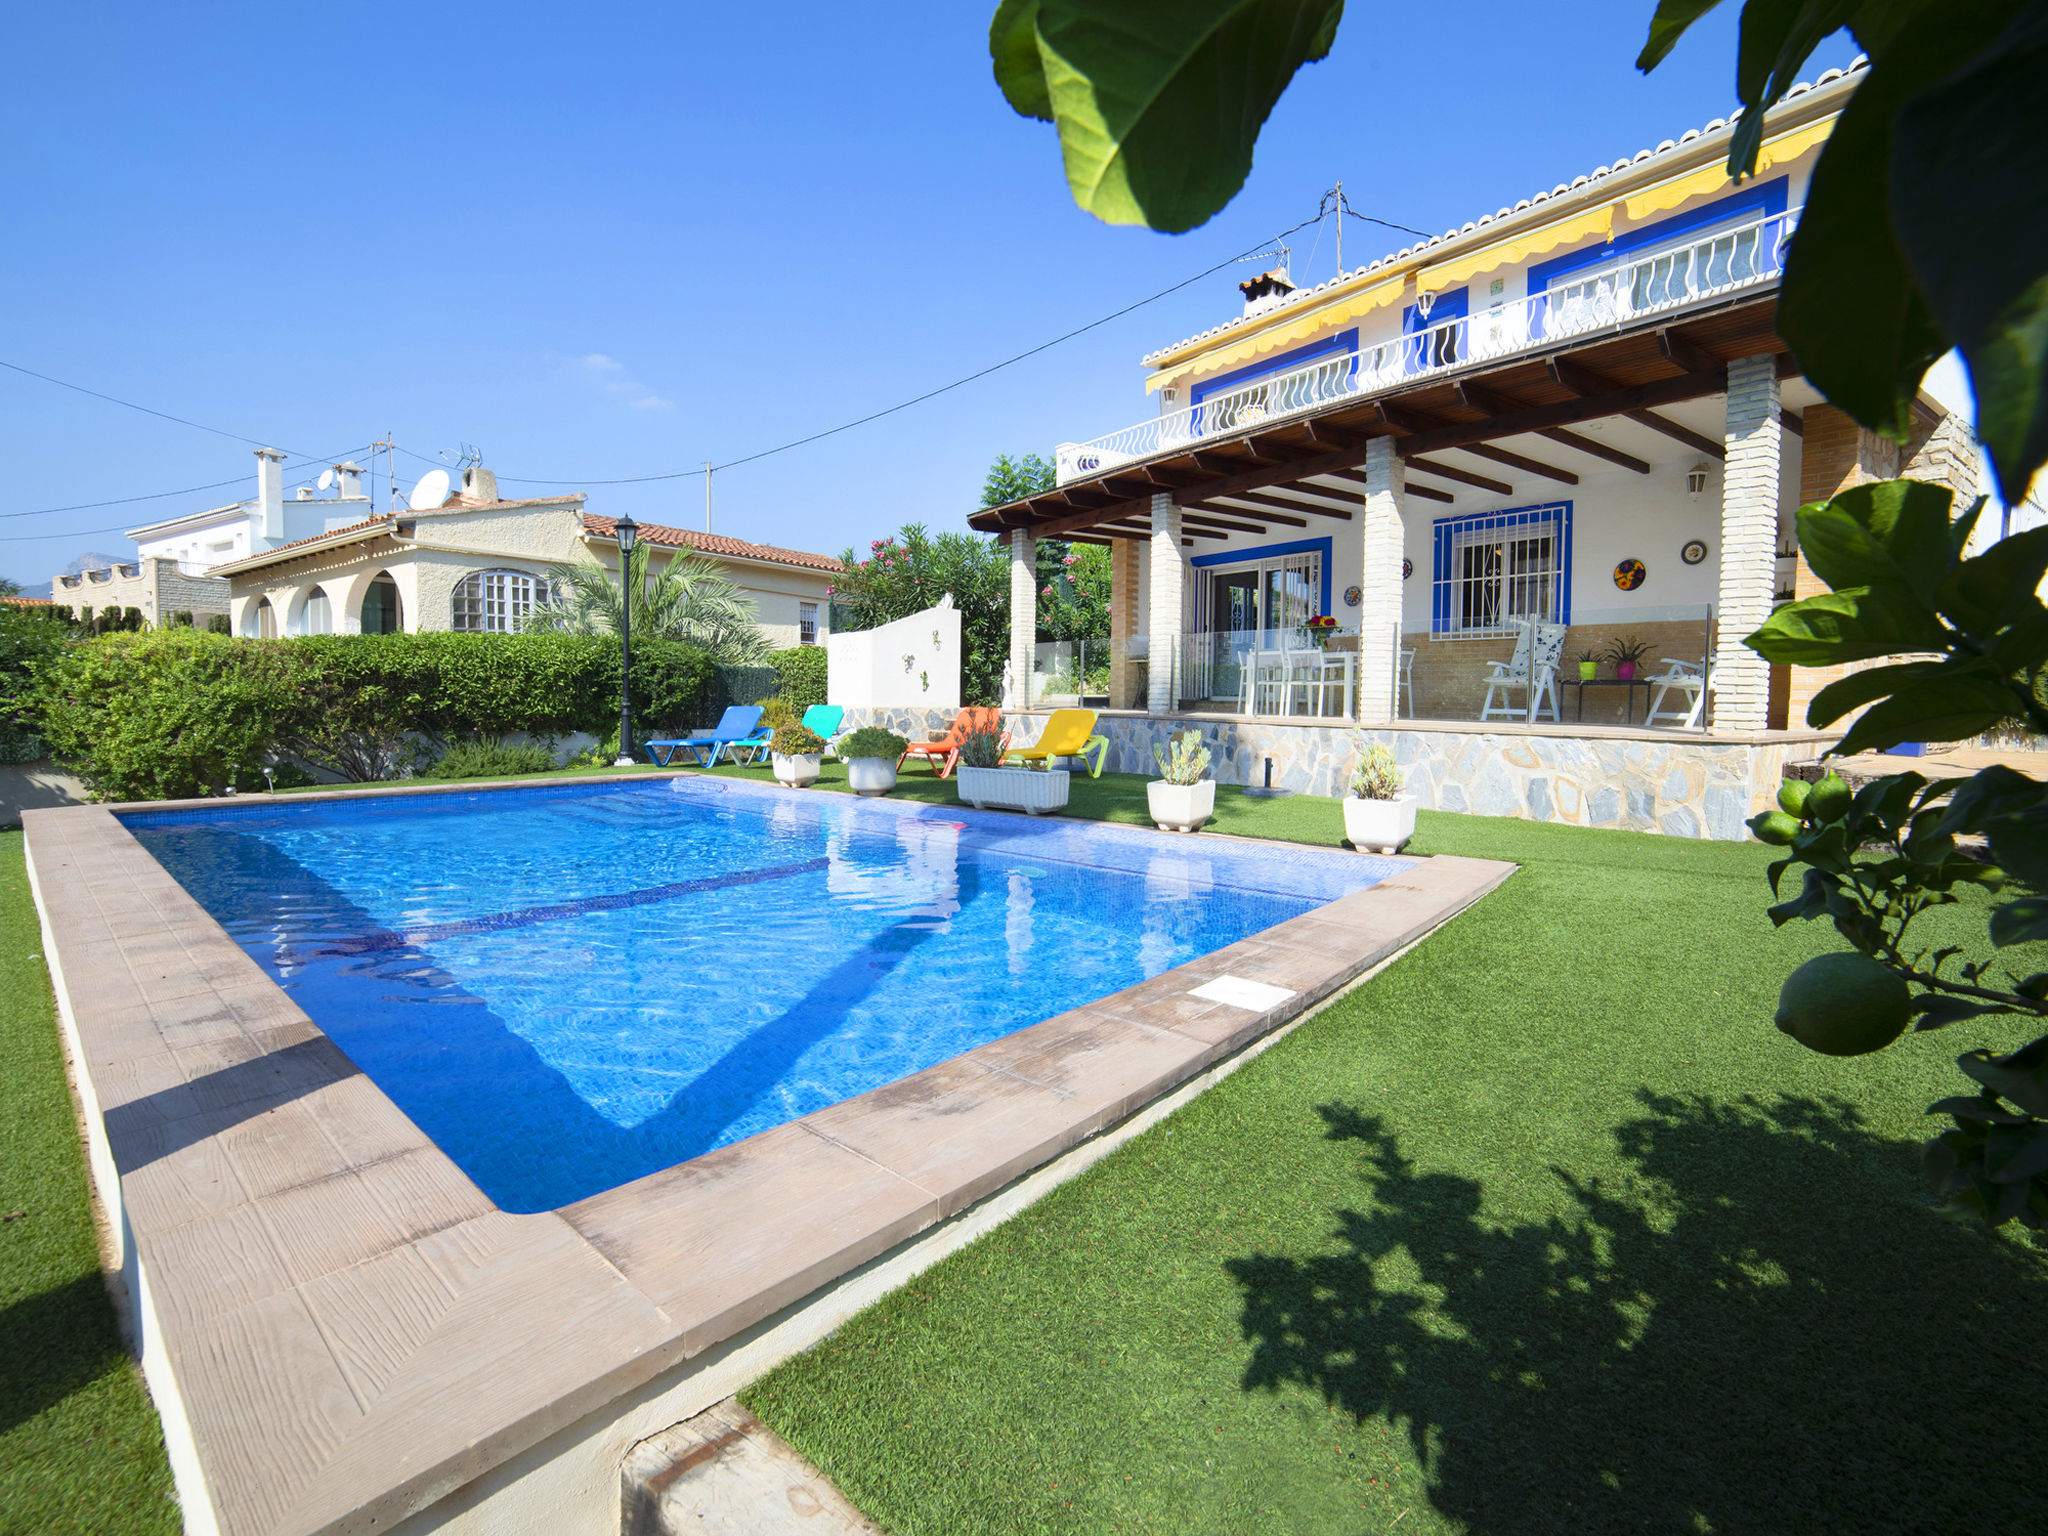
[1402,287,1469,373]
[1526,178,1790,339]
[1190,535,1334,622]
[1430,503,1573,636]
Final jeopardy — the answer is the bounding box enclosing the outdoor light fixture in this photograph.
[613,513,639,766]
[1687,462,1711,497]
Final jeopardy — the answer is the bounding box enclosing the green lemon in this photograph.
[1805,773,1852,824]
[1774,953,1912,1056]
[1778,777,1811,817]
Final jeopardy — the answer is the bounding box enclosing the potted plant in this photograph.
[1304,614,1340,650]
[1147,729,1215,833]
[955,715,1070,816]
[1342,735,1417,853]
[1577,648,1598,681]
[837,725,908,797]
[768,721,826,788]
[1603,635,1651,681]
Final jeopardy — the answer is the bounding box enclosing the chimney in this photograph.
[333,461,365,499]
[1238,268,1296,317]
[461,464,499,505]
[255,448,286,539]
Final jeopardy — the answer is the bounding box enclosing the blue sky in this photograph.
[0,2,1865,586]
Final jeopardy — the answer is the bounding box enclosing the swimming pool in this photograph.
[124,777,1412,1211]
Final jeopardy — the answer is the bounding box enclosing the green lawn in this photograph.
[0,831,178,1535]
[741,813,2048,1536]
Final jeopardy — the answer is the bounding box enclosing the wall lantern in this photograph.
[1687,461,1711,497]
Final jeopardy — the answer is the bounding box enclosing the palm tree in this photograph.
[523,544,771,663]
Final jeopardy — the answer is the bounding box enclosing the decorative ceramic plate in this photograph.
[1613,558,1647,591]
[1681,539,1708,565]
[1345,584,1364,606]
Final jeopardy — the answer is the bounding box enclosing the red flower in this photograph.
[1041,585,1055,597]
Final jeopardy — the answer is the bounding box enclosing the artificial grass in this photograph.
[743,816,2048,1536]
[0,832,178,1534]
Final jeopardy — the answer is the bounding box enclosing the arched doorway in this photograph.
[253,598,277,639]
[298,586,332,636]
[361,574,402,634]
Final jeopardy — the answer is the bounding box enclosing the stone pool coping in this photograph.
[24,774,1513,1536]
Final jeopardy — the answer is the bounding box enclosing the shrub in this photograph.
[766,646,828,710]
[421,741,558,780]
[0,605,72,763]
[838,725,908,760]
[1153,729,1212,785]
[35,629,308,802]
[122,607,143,631]
[170,610,193,628]
[768,722,825,756]
[756,697,799,734]
[958,715,1006,769]
[207,613,231,635]
[1348,736,1403,800]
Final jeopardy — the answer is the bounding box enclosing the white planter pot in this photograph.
[772,752,822,788]
[1147,778,1215,833]
[957,765,1070,816]
[1344,793,1417,853]
[845,756,898,797]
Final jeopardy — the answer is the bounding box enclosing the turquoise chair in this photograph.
[728,704,845,766]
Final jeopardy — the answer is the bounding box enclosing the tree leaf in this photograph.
[1798,455,1955,602]
[1990,896,2048,949]
[1890,2,2048,503]
[1939,522,2048,639]
[1728,0,1866,176]
[1959,1047,2048,1117]
[1915,1001,2017,1032]
[1026,0,1348,232]
[1830,679,2017,757]
[1635,0,1727,73]
[1937,764,2048,835]
[1985,809,2048,890]
[1746,589,1948,668]
[1805,659,1948,727]
[990,0,1054,120]
[1775,5,2000,440]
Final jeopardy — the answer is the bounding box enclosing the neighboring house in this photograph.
[55,449,374,628]
[971,57,1978,741]
[210,466,841,645]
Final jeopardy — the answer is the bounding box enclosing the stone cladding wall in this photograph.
[838,704,1820,841]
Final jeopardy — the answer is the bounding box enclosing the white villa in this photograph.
[967,59,1980,838]
[209,464,841,647]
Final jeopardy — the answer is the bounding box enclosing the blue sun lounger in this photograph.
[644,705,765,768]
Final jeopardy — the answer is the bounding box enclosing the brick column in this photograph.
[1784,402,1903,728]
[1009,527,1035,709]
[1147,493,1185,712]
[1715,355,1784,731]
[1357,436,1406,724]
[1108,536,1141,709]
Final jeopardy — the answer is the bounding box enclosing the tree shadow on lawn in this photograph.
[1227,1094,2048,1535]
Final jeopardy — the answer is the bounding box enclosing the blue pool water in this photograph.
[125,778,1411,1211]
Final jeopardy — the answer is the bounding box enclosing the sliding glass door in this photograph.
[1197,550,1323,701]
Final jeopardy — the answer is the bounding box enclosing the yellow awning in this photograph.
[1623,117,1834,221]
[1416,203,1615,296]
[1145,275,1406,392]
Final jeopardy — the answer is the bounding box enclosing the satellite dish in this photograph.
[408,469,451,510]
[317,468,335,491]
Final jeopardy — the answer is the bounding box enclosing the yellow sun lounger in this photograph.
[1004,708,1108,777]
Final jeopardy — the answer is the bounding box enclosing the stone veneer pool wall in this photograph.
[844,707,1835,842]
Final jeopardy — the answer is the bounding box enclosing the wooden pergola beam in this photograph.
[1226,487,1352,519]
[1655,326,1721,377]
[1405,454,1512,494]
[1549,355,1723,462]
[1416,369,1722,459]
[1781,408,1805,437]
[1458,442,1579,485]
[1406,482,1454,504]
[1181,511,1270,535]
[1539,426,1652,475]
[1189,499,1307,527]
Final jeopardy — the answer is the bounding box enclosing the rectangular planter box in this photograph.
[957,765,1070,816]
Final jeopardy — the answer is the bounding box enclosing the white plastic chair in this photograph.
[1479,621,1565,722]
[1647,655,1713,728]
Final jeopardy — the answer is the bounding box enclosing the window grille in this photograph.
[799,601,819,645]
[452,569,541,633]
[1431,504,1572,638]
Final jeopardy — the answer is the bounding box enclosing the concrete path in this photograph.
[623,1399,880,1535]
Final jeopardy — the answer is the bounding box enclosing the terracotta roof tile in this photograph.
[582,515,843,573]
[2,595,54,606]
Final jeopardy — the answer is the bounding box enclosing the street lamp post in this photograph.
[613,514,639,766]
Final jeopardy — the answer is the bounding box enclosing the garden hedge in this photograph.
[33,630,713,801]
[766,646,828,709]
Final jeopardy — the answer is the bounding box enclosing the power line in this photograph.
[492,206,1373,488]
[0,359,315,457]
[0,444,374,522]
